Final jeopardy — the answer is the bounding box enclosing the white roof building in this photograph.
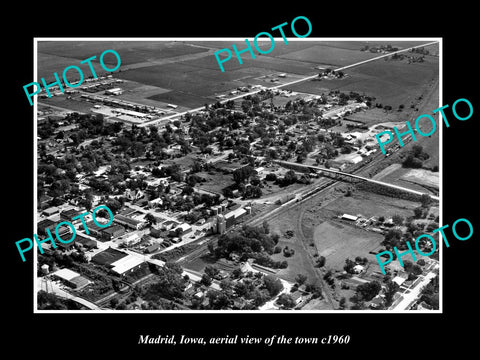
[341,214,358,221]
[110,255,145,275]
[53,268,80,281]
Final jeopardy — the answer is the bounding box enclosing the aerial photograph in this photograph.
[34,38,440,312]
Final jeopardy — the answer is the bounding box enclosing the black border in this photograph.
[6,5,478,355]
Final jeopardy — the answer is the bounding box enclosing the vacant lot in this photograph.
[312,221,383,270]
[196,171,234,195]
[321,189,420,219]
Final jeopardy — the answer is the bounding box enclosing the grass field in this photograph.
[312,221,383,271]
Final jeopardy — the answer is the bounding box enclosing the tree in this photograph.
[420,194,432,208]
[295,274,308,285]
[392,214,404,226]
[344,258,356,274]
[414,206,424,219]
[262,220,270,234]
[323,270,335,286]
[145,213,157,227]
[316,255,326,268]
[263,275,283,297]
[277,293,296,309]
[201,274,213,286]
[204,265,219,279]
[356,280,381,301]
[384,280,400,306]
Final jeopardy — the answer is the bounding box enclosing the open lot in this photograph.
[312,221,383,271]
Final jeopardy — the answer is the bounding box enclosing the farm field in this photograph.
[285,55,438,111]
[38,41,209,65]
[38,40,439,113]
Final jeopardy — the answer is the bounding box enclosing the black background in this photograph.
[5,4,477,356]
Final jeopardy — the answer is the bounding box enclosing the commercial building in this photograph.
[52,268,90,289]
[100,224,126,239]
[109,255,145,276]
[113,214,145,230]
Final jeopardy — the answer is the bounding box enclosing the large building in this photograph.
[113,214,145,230]
[109,255,145,277]
[52,268,90,289]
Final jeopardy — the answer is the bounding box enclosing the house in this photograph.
[145,243,162,254]
[392,275,407,287]
[290,291,304,305]
[369,295,385,309]
[124,188,144,201]
[353,265,365,274]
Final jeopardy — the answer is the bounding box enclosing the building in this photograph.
[52,268,90,289]
[173,223,192,237]
[341,214,358,222]
[353,264,365,274]
[113,214,145,230]
[217,215,226,234]
[42,207,60,217]
[105,87,123,96]
[100,224,126,239]
[122,233,141,246]
[109,255,145,276]
[60,208,83,222]
[145,243,161,254]
[75,234,98,250]
[37,218,56,236]
[84,220,107,237]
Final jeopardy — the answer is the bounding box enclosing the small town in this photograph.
[35,40,440,311]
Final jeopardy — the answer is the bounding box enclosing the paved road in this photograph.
[389,262,439,310]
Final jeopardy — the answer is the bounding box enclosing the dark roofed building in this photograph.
[37,218,56,236]
[75,234,98,250]
[60,208,84,222]
[145,243,161,254]
[100,224,126,239]
[91,247,128,266]
[84,220,107,237]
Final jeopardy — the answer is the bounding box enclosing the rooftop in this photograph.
[110,255,145,275]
